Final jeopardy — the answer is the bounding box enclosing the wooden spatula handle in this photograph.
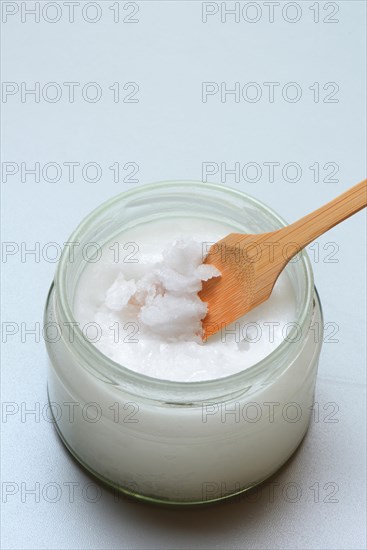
[278,179,367,250]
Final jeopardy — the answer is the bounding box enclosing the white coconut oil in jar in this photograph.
[44,182,323,504]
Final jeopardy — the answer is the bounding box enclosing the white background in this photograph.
[1,1,366,549]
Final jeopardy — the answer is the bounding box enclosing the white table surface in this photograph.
[1,1,366,549]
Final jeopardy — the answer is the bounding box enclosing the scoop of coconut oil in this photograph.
[105,239,220,342]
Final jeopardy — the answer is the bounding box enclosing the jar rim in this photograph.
[52,181,315,402]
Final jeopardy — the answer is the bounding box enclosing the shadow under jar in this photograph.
[44,181,323,505]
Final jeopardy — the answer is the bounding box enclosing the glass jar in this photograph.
[44,181,323,505]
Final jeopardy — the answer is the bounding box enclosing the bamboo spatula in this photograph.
[199,179,367,339]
